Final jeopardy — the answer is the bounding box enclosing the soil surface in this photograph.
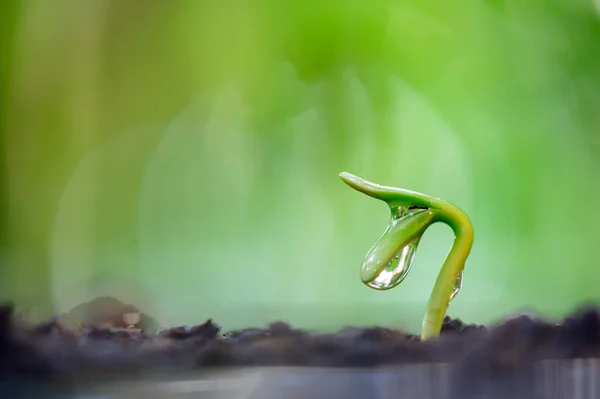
[2,300,600,391]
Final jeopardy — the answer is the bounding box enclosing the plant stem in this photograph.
[421,201,474,340]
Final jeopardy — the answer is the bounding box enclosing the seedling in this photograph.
[340,172,474,339]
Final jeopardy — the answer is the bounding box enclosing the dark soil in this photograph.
[3,299,600,396]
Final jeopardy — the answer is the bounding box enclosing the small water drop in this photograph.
[365,239,419,290]
[450,270,463,301]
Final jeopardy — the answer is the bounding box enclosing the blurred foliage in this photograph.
[1,0,600,332]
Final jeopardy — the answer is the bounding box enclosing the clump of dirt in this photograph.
[57,296,160,331]
[2,300,600,384]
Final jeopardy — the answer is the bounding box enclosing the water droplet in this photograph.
[450,270,463,301]
[364,238,419,290]
[360,208,435,290]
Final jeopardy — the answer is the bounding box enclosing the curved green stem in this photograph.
[339,172,474,340]
[422,203,474,339]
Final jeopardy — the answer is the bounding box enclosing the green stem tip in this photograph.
[339,172,474,340]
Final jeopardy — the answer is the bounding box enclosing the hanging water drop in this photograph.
[364,238,419,290]
[360,208,435,291]
[449,270,463,301]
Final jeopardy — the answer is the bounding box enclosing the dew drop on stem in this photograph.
[450,270,463,301]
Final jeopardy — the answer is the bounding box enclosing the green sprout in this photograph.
[339,172,474,340]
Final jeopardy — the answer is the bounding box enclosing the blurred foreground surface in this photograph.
[5,364,600,399]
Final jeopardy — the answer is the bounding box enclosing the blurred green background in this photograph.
[1,0,600,333]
